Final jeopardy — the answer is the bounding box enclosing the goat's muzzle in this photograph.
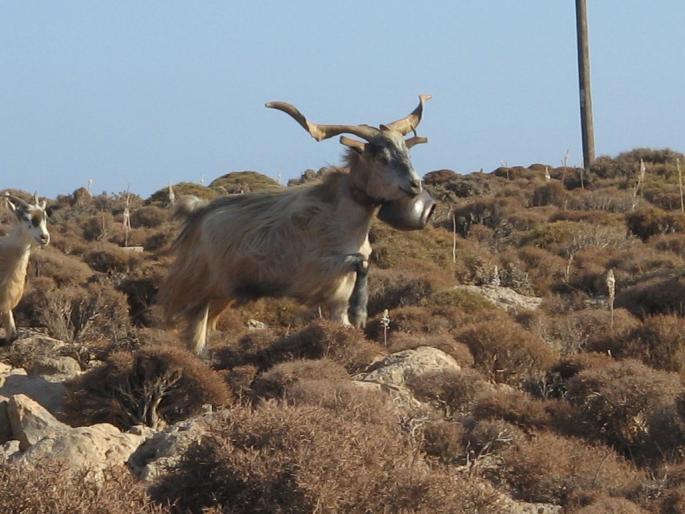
[377,190,436,231]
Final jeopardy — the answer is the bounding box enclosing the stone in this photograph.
[30,355,82,380]
[357,346,461,389]
[0,373,66,415]
[7,394,68,450]
[0,440,20,461]
[15,423,147,475]
[128,416,208,481]
[455,284,543,312]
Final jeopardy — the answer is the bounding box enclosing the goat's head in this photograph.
[266,95,431,203]
[4,192,50,247]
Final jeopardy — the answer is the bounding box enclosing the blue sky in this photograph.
[1,1,683,197]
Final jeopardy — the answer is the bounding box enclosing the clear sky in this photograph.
[1,1,683,198]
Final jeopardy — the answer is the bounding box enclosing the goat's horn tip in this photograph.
[420,94,432,102]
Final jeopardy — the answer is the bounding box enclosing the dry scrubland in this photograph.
[2,151,685,512]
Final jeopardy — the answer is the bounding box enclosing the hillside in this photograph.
[2,150,685,513]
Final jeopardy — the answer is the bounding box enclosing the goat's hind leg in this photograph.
[184,304,210,355]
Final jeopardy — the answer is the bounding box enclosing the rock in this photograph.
[357,346,461,389]
[15,423,147,476]
[128,416,208,481]
[7,394,68,450]
[30,355,82,380]
[353,347,463,415]
[455,284,543,312]
[0,395,11,443]
[247,319,267,331]
[0,372,66,415]
[0,440,20,461]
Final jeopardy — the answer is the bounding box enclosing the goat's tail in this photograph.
[172,195,209,221]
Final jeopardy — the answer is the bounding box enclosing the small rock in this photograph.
[7,394,68,450]
[30,355,82,380]
[15,423,146,476]
[357,346,461,389]
[0,440,20,461]
[455,284,543,312]
[128,417,208,481]
[0,373,66,415]
[247,319,267,331]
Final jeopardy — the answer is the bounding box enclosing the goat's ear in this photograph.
[40,199,47,210]
[6,199,16,212]
[405,136,428,149]
[340,136,366,155]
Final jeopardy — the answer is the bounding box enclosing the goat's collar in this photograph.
[349,184,383,208]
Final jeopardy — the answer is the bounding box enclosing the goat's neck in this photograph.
[2,226,33,254]
[334,172,378,239]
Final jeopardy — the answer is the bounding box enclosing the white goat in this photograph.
[0,193,50,342]
[159,96,431,354]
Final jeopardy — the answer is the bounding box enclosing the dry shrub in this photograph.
[388,332,475,367]
[130,205,169,228]
[650,233,685,258]
[473,389,555,431]
[589,315,685,374]
[287,378,396,425]
[497,431,642,505]
[251,358,348,399]
[28,246,94,286]
[420,420,466,463]
[456,319,558,385]
[225,364,258,399]
[0,463,166,514]
[65,344,232,430]
[366,306,459,340]
[616,273,685,316]
[261,321,384,373]
[29,281,130,343]
[517,245,567,293]
[569,497,647,514]
[428,287,498,313]
[151,402,501,513]
[406,368,489,417]
[566,359,685,459]
[83,211,115,241]
[211,330,278,369]
[627,208,685,240]
[214,321,383,374]
[532,181,568,207]
[527,308,639,354]
[366,267,439,315]
[462,418,526,459]
[84,242,144,273]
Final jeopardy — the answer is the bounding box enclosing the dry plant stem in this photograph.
[678,158,683,214]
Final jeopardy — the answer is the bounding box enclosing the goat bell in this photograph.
[377,190,436,231]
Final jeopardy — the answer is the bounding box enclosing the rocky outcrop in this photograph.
[7,394,67,450]
[354,346,463,414]
[455,284,543,312]
[128,416,208,481]
[14,423,146,475]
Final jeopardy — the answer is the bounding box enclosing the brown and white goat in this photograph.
[0,193,50,342]
[159,96,431,354]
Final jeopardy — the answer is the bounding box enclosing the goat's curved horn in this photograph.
[3,192,30,209]
[384,94,432,136]
[266,101,379,142]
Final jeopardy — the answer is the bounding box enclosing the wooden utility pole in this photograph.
[575,0,595,170]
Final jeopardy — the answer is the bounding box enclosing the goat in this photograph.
[0,193,50,342]
[159,95,431,354]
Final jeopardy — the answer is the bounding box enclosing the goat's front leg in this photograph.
[348,259,369,328]
[1,310,17,344]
